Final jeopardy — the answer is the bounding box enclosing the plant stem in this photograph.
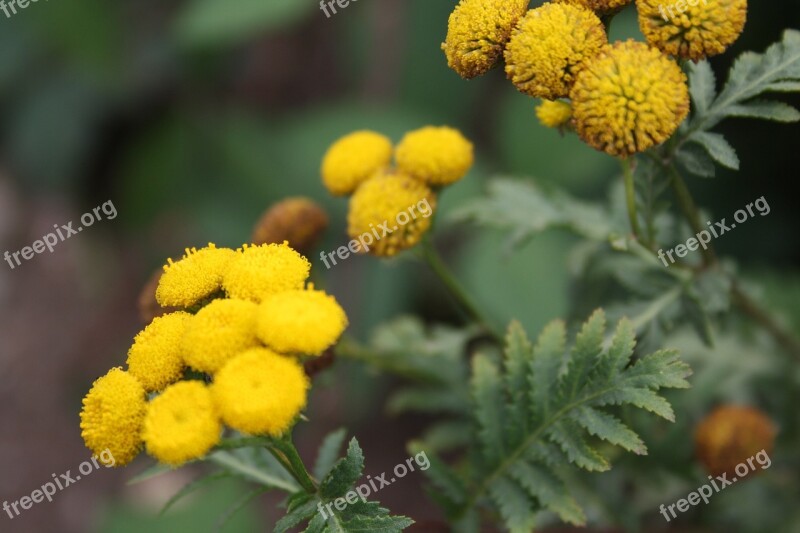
[621,158,643,241]
[668,166,716,265]
[269,433,318,494]
[421,237,502,343]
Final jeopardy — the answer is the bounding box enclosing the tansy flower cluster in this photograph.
[80,242,348,467]
[321,126,473,256]
[442,0,748,157]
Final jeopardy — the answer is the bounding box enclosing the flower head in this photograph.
[222,243,310,303]
[142,381,221,466]
[554,0,632,14]
[570,40,689,157]
[212,348,309,436]
[155,244,236,308]
[695,405,776,477]
[80,368,146,466]
[395,126,474,186]
[251,197,329,254]
[256,289,348,356]
[127,312,191,392]
[637,0,747,60]
[347,170,437,257]
[441,0,530,79]
[536,100,573,128]
[181,299,259,374]
[504,3,607,99]
[321,131,393,196]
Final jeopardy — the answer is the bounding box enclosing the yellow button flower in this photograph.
[395,126,474,187]
[80,368,146,466]
[142,381,221,466]
[155,244,236,308]
[321,131,393,196]
[570,40,689,157]
[441,0,530,79]
[256,289,348,356]
[554,0,632,14]
[637,0,747,60]
[212,348,309,437]
[694,405,775,478]
[347,170,437,257]
[504,3,607,99]
[182,299,259,374]
[127,312,191,392]
[535,100,573,128]
[222,243,310,303]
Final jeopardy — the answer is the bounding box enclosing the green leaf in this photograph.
[275,496,318,533]
[688,60,717,115]
[560,309,606,399]
[726,100,800,122]
[419,454,468,508]
[159,472,230,517]
[126,462,173,485]
[676,143,716,178]
[547,420,610,471]
[504,321,533,445]
[689,131,740,170]
[572,407,646,455]
[339,515,415,532]
[529,320,566,419]
[488,476,537,533]
[320,439,365,500]
[314,429,348,481]
[472,355,507,465]
[594,387,676,421]
[511,461,586,526]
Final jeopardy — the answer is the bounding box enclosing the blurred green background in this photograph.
[0,1,798,531]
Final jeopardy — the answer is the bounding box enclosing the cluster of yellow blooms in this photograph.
[321,126,474,256]
[80,242,348,467]
[442,0,747,157]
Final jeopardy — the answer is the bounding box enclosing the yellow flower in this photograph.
[256,289,348,356]
[694,405,775,478]
[504,3,607,99]
[222,243,310,303]
[554,0,631,14]
[142,381,221,466]
[637,0,747,60]
[212,348,309,436]
[535,100,573,128]
[80,368,146,466]
[321,131,393,196]
[251,197,329,254]
[570,40,689,157]
[155,244,236,308]
[127,312,191,392]
[347,170,437,257]
[182,299,259,374]
[395,126,474,186]
[441,0,530,79]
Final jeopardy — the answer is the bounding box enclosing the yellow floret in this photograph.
[182,299,259,374]
[505,3,607,99]
[570,40,689,157]
[441,0,530,79]
[321,131,393,196]
[637,0,747,60]
[535,100,573,128]
[80,368,146,466]
[142,381,221,466]
[212,348,309,436]
[554,0,631,14]
[256,289,348,356]
[395,126,474,186]
[127,312,191,392]
[155,244,236,308]
[222,243,310,303]
[347,171,437,257]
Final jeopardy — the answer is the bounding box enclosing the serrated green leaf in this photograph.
[676,143,716,178]
[488,476,537,533]
[547,420,609,471]
[623,349,692,390]
[689,131,740,170]
[304,511,327,533]
[504,321,533,446]
[572,407,646,454]
[561,309,606,398]
[275,495,318,533]
[339,515,414,532]
[314,429,348,481]
[472,355,506,465]
[689,60,717,115]
[511,461,586,526]
[420,454,468,507]
[594,387,675,421]
[727,100,800,122]
[320,439,364,500]
[530,320,566,419]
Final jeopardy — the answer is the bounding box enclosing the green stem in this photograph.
[668,166,716,265]
[421,237,502,343]
[621,158,643,241]
[270,434,318,494]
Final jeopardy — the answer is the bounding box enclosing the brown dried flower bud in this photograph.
[251,197,328,255]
